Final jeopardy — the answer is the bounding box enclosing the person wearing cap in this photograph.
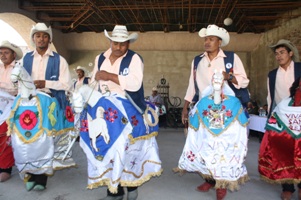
[267,39,301,118]
[149,87,166,126]
[73,66,90,90]
[0,40,23,182]
[21,22,75,191]
[89,25,162,200]
[264,39,301,200]
[149,87,163,106]
[180,24,249,200]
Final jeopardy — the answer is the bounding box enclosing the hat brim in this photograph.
[74,67,88,76]
[198,27,230,47]
[270,42,300,62]
[104,30,138,43]
[0,43,23,60]
[30,25,52,47]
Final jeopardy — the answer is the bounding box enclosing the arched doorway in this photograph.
[0,13,56,54]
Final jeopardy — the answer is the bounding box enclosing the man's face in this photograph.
[110,41,129,58]
[204,36,221,53]
[33,32,50,49]
[0,48,15,65]
[76,69,85,79]
[274,47,293,67]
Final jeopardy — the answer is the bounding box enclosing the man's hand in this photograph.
[95,70,119,85]
[34,80,46,89]
[222,71,237,84]
[222,71,230,80]
[182,107,188,124]
[95,70,111,81]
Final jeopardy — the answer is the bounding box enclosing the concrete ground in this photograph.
[0,128,298,200]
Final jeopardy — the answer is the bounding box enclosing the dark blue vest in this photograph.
[74,77,90,88]
[192,51,250,105]
[23,51,67,110]
[97,50,146,114]
[267,62,301,117]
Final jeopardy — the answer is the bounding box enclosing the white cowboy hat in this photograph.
[152,87,158,91]
[74,66,88,76]
[0,40,23,60]
[30,23,52,46]
[269,39,300,62]
[198,24,230,47]
[104,25,138,43]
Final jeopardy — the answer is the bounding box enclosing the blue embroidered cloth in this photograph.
[190,95,248,135]
[80,96,158,159]
[9,93,57,142]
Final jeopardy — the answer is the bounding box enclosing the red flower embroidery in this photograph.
[80,119,88,132]
[19,110,37,130]
[202,110,209,116]
[65,106,74,122]
[225,109,232,117]
[131,115,139,126]
[104,108,118,122]
[208,105,212,109]
[222,105,226,110]
[268,116,277,124]
[187,151,195,162]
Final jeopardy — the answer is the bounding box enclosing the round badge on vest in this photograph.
[225,63,232,69]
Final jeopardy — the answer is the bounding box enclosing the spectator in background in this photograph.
[149,87,163,106]
[73,66,90,90]
[247,101,259,115]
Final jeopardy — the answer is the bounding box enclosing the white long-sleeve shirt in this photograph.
[23,48,72,93]
[91,49,144,97]
[184,49,249,102]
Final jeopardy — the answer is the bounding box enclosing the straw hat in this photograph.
[104,25,138,43]
[30,23,52,46]
[269,39,300,62]
[198,24,230,47]
[0,40,23,60]
[152,87,158,91]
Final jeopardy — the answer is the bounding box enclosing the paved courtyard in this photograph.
[0,128,295,200]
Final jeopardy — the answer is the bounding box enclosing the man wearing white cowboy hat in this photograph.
[20,22,75,191]
[0,40,23,96]
[73,66,90,90]
[267,39,301,117]
[0,40,23,182]
[264,39,301,200]
[180,24,249,200]
[149,86,163,106]
[89,25,162,200]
